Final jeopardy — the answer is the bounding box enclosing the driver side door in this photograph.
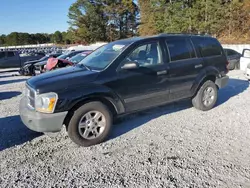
[108,40,170,112]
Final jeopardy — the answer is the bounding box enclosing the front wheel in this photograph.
[192,80,218,111]
[67,101,113,147]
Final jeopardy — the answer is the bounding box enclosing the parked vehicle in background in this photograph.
[19,53,61,76]
[0,51,44,68]
[34,50,86,74]
[224,48,241,70]
[64,42,107,54]
[20,34,229,147]
[240,49,250,80]
[45,50,93,72]
[245,64,250,80]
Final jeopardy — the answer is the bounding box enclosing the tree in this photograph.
[51,31,63,44]
[138,0,157,36]
[68,0,139,43]
[0,35,6,46]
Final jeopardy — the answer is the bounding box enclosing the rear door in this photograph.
[5,51,20,67]
[240,49,250,71]
[164,37,203,100]
[192,37,227,73]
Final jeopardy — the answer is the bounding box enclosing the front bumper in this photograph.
[215,75,229,88]
[19,97,68,133]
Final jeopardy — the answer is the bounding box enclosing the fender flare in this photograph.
[191,66,219,95]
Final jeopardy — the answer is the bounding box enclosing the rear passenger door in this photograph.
[192,37,226,73]
[165,38,204,100]
[5,51,20,67]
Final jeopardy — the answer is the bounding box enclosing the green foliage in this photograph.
[138,0,250,41]
[0,31,75,46]
[68,0,138,43]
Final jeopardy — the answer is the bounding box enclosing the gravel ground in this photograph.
[0,69,250,188]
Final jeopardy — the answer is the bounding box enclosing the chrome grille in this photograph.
[26,84,35,109]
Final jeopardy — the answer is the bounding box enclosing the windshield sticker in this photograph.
[112,45,125,51]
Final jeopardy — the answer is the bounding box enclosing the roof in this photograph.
[114,33,213,44]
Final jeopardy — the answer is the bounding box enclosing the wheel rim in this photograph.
[78,111,106,140]
[202,86,215,107]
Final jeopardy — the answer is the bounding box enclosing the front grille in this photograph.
[26,84,35,109]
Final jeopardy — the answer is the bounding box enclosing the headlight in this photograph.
[35,92,58,113]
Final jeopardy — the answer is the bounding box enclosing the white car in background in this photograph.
[240,49,250,80]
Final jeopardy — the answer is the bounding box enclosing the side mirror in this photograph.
[121,61,138,70]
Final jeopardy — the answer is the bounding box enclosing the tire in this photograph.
[192,80,218,111]
[67,101,113,147]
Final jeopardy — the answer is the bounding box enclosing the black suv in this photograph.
[20,34,229,146]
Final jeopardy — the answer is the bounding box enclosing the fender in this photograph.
[55,83,125,114]
[190,66,220,95]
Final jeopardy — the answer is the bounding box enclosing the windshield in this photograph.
[78,41,130,70]
[70,53,89,64]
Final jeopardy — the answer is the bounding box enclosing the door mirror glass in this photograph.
[121,62,138,70]
[242,49,250,58]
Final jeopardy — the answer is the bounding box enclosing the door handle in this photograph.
[157,70,168,75]
[195,64,203,69]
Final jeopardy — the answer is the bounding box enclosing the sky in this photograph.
[0,0,76,35]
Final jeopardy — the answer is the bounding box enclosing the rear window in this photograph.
[193,37,222,57]
[166,39,196,62]
[7,52,15,57]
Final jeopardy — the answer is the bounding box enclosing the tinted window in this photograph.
[125,42,162,67]
[0,52,5,59]
[7,52,15,57]
[194,38,222,57]
[166,39,195,62]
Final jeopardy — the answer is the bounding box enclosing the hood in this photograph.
[27,66,99,93]
[34,60,47,66]
[23,59,41,65]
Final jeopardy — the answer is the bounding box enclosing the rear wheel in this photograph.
[67,101,113,147]
[192,80,218,111]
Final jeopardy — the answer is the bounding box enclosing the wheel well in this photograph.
[63,97,117,130]
[194,75,216,96]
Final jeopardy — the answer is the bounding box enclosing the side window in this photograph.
[7,52,15,57]
[198,38,222,57]
[125,42,162,67]
[0,52,5,59]
[166,39,196,62]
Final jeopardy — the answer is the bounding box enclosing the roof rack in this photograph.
[158,33,211,37]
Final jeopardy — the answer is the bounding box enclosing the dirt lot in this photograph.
[0,69,250,188]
